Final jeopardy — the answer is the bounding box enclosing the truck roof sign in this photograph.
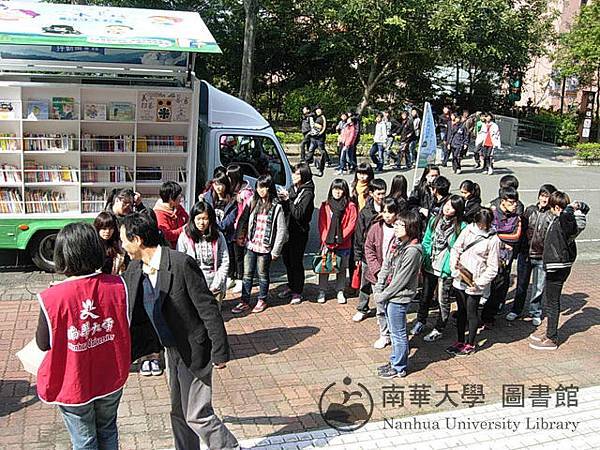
[0,1,221,54]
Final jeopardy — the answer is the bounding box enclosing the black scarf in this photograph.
[326,197,347,246]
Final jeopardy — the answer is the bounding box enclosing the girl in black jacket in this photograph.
[278,163,315,304]
[459,180,482,223]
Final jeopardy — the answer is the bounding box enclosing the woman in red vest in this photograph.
[35,222,130,450]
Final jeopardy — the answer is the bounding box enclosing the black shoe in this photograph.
[377,362,392,374]
[379,367,406,379]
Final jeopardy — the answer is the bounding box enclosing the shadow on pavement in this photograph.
[228,326,320,361]
[0,379,39,418]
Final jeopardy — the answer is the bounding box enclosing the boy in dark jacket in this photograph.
[352,179,387,321]
[507,184,556,325]
[530,192,589,350]
[395,111,415,169]
[481,187,522,326]
[300,106,313,163]
[446,115,470,174]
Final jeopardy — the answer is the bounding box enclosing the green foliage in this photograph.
[282,84,350,122]
[526,111,579,146]
[575,143,600,160]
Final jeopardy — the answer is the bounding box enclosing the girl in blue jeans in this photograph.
[373,210,423,379]
[232,174,288,314]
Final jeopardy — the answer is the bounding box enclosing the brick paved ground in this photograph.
[1,262,599,449]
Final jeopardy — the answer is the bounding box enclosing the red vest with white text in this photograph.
[37,273,130,406]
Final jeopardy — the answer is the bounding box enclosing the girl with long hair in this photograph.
[411,194,466,342]
[177,201,230,298]
[317,178,358,304]
[232,174,288,314]
[351,162,374,211]
[93,211,126,275]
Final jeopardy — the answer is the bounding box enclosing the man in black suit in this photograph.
[120,213,239,450]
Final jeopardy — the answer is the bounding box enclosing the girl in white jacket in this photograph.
[475,112,501,175]
[177,201,229,300]
[448,208,500,356]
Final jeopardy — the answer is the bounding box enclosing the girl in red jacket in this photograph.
[153,181,189,249]
[318,178,357,304]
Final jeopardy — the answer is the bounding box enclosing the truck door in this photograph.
[215,132,290,188]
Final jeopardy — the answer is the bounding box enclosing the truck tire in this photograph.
[29,231,58,272]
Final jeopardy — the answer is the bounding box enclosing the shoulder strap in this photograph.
[212,239,218,273]
[463,233,492,253]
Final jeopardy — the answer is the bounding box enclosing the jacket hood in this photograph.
[154,199,176,215]
[467,222,495,238]
[298,179,315,193]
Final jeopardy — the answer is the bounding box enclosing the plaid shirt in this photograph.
[247,212,270,254]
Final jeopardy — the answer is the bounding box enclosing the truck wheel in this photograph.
[29,231,58,272]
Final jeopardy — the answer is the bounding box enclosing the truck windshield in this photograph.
[218,134,286,186]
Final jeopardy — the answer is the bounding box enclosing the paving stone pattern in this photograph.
[0,263,599,449]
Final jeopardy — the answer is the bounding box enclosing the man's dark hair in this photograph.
[121,212,162,247]
[369,178,387,193]
[398,210,421,241]
[432,176,451,197]
[159,181,183,203]
[539,183,557,198]
[54,222,104,276]
[499,175,519,190]
[499,187,520,202]
[293,162,313,185]
[549,191,570,210]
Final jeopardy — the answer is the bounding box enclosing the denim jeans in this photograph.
[242,249,272,302]
[338,146,350,171]
[386,302,409,374]
[512,255,546,318]
[357,269,389,337]
[58,389,122,450]
[384,137,396,164]
[369,143,384,171]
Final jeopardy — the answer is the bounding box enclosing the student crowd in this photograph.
[32,155,589,449]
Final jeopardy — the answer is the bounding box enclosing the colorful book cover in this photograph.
[84,103,107,121]
[52,97,76,120]
[109,102,135,121]
[26,100,49,120]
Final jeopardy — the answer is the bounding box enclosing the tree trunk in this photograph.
[355,60,391,115]
[596,66,600,142]
[239,0,259,103]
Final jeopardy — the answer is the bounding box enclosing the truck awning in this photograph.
[0,1,221,54]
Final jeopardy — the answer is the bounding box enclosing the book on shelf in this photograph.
[83,103,107,121]
[82,188,108,213]
[26,100,49,120]
[81,134,134,152]
[24,133,77,151]
[0,189,23,214]
[137,135,187,153]
[108,102,135,121]
[136,166,187,183]
[0,100,18,120]
[0,133,18,151]
[51,97,77,120]
[1,164,22,183]
[24,161,78,183]
[25,190,70,213]
[81,163,133,183]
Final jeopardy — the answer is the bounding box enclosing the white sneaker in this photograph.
[410,321,425,335]
[352,311,366,322]
[487,167,493,175]
[226,277,236,290]
[140,360,152,376]
[337,291,347,304]
[532,317,542,326]
[231,279,243,294]
[150,359,163,376]
[317,291,326,303]
[373,336,391,349]
[424,329,443,342]
[506,312,519,321]
[456,168,462,174]
[290,294,302,305]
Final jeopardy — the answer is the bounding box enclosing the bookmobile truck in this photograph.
[0,1,292,271]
